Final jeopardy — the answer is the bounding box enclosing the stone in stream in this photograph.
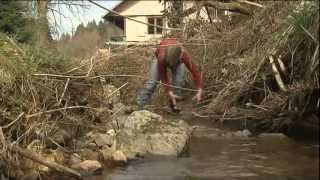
[71,160,102,175]
[116,110,192,159]
[258,133,288,138]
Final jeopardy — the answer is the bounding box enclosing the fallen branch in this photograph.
[1,112,25,129]
[277,56,287,75]
[234,0,265,8]
[57,78,70,106]
[204,1,252,15]
[9,145,82,179]
[269,56,287,92]
[107,82,128,99]
[26,106,94,118]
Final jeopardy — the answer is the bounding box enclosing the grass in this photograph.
[0,33,71,79]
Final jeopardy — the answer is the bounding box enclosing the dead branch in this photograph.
[57,78,70,106]
[107,82,129,99]
[26,106,94,118]
[277,56,287,75]
[204,1,252,15]
[269,56,288,92]
[234,0,265,8]
[2,112,25,129]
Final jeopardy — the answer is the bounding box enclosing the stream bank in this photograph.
[83,114,319,180]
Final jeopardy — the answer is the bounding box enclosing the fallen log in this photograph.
[204,1,252,15]
[9,145,82,179]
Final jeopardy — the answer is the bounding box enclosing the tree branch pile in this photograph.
[0,33,126,179]
[182,1,319,139]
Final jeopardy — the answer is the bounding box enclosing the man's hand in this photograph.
[168,91,178,105]
[192,88,203,102]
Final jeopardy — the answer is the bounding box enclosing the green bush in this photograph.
[0,33,71,78]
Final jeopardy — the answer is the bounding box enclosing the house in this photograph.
[103,1,166,42]
[103,0,223,43]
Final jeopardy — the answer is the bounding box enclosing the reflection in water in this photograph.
[85,123,319,180]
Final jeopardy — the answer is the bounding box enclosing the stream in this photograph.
[84,112,319,180]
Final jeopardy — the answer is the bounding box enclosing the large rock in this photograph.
[116,110,192,158]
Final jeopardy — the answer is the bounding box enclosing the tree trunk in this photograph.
[36,0,49,47]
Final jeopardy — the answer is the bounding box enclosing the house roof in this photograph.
[104,0,135,17]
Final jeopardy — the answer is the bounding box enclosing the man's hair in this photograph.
[165,45,182,67]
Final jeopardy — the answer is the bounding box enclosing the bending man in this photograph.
[137,38,203,111]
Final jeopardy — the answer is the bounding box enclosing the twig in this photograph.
[107,82,128,99]
[277,56,287,75]
[269,56,287,92]
[234,0,265,8]
[2,112,25,129]
[48,137,72,153]
[57,78,70,106]
[0,127,6,153]
[32,73,203,92]
[86,56,94,77]
[26,106,94,118]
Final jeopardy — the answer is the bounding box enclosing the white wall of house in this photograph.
[119,1,166,42]
[111,1,211,42]
[125,17,164,42]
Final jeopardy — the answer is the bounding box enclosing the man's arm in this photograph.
[181,51,203,89]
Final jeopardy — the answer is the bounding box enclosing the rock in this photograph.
[94,107,111,123]
[71,160,102,174]
[71,139,86,149]
[48,129,72,147]
[112,103,126,115]
[123,110,162,131]
[117,110,192,157]
[258,133,287,138]
[78,149,100,161]
[233,129,252,138]
[112,150,127,164]
[85,131,115,148]
[100,147,115,161]
[21,170,39,180]
[69,153,81,165]
[37,153,56,172]
[27,139,44,152]
[107,129,116,136]
[52,149,66,164]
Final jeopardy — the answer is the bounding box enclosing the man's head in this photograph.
[165,44,182,67]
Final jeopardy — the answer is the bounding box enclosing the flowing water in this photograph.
[85,113,319,180]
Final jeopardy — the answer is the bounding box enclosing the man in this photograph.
[137,38,203,111]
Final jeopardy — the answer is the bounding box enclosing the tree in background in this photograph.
[0,1,34,43]
[56,20,104,59]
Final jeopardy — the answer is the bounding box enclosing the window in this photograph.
[148,17,163,34]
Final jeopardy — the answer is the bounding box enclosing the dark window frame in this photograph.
[147,17,163,35]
